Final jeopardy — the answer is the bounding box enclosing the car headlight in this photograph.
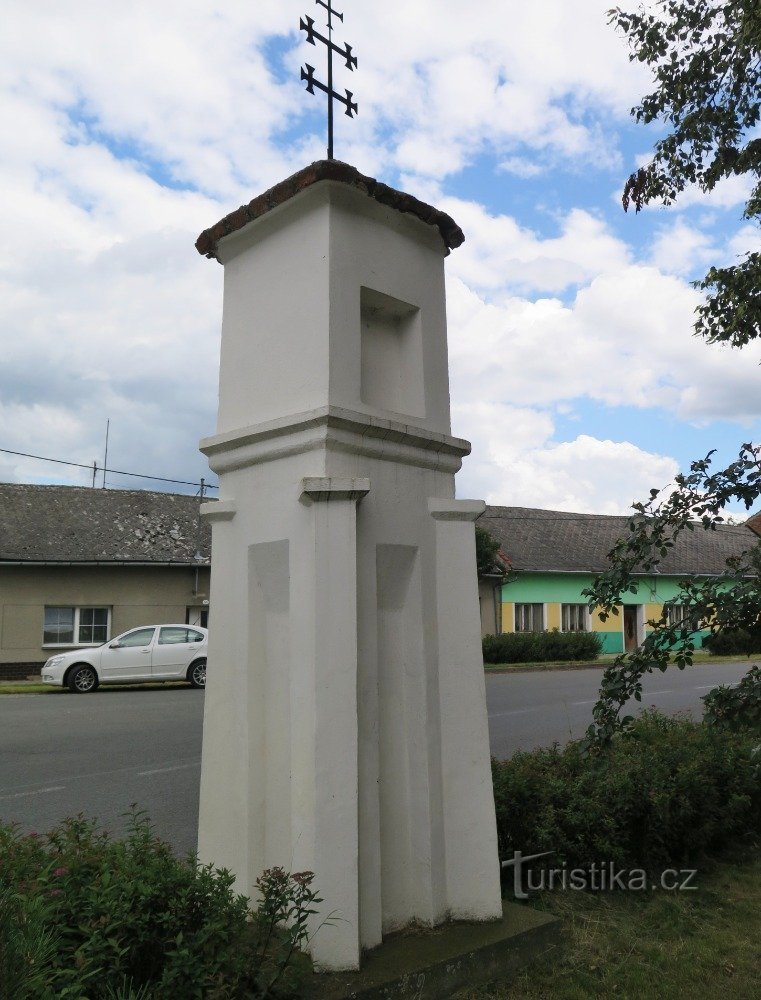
[45,655,65,669]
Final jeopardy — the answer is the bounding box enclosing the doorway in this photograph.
[186,605,209,628]
[623,605,640,651]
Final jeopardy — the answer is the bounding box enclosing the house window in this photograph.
[515,603,544,632]
[43,606,110,646]
[561,604,588,632]
[665,604,700,631]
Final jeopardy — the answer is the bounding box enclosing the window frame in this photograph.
[42,606,112,648]
[561,603,590,633]
[665,603,701,632]
[514,603,544,633]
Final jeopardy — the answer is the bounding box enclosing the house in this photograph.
[479,505,758,652]
[0,484,210,680]
[3,484,755,675]
[477,547,510,637]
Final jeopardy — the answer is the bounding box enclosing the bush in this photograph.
[483,629,603,664]
[703,664,761,731]
[0,811,316,999]
[702,627,761,656]
[492,712,761,875]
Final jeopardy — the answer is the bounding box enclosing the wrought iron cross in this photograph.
[300,0,358,160]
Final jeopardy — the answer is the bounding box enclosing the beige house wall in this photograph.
[0,564,211,665]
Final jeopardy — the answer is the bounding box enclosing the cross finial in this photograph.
[300,0,358,160]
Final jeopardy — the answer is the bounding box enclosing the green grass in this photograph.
[0,681,191,695]
[0,682,56,694]
[455,844,761,999]
[484,652,757,673]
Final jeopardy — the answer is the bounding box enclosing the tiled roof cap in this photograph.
[195,160,465,260]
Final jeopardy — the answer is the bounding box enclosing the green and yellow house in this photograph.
[478,506,757,653]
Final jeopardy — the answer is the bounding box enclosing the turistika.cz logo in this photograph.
[501,851,698,900]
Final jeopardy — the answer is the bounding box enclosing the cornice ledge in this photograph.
[428,499,486,522]
[200,407,470,474]
[300,477,371,503]
[201,406,470,455]
[200,499,236,522]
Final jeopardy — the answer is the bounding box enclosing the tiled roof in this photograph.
[2,486,754,575]
[195,159,465,260]
[0,484,210,564]
[480,505,757,576]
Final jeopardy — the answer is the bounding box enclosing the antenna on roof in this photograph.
[102,419,110,489]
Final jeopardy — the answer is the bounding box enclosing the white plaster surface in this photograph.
[198,180,502,971]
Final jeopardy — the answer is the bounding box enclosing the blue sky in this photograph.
[1,0,759,515]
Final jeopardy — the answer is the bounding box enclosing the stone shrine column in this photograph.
[195,161,503,971]
[300,476,369,969]
[429,499,501,916]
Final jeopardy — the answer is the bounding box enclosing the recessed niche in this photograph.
[360,287,425,418]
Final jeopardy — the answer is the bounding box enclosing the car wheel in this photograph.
[188,659,206,689]
[67,664,99,694]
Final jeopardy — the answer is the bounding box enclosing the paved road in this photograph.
[0,660,751,853]
[0,687,204,855]
[485,659,750,757]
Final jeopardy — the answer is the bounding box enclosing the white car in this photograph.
[41,625,208,693]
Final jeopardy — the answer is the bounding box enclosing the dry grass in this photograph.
[455,844,761,999]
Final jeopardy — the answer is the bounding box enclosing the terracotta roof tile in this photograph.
[195,160,465,260]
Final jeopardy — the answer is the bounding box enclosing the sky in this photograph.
[1,0,759,515]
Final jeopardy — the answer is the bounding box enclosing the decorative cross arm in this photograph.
[300,16,358,70]
[301,64,358,117]
[299,0,358,159]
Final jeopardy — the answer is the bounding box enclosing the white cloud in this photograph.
[496,435,679,515]
[649,219,717,278]
[444,204,631,295]
[727,224,761,260]
[448,256,760,421]
[452,394,679,513]
[628,164,756,215]
[498,157,546,179]
[0,0,757,517]
[2,0,649,197]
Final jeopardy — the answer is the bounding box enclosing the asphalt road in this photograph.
[0,660,751,854]
[0,686,204,855]
[484,659,751,757]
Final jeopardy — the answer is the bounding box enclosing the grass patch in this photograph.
[484,653,754,673]
[455,844,761,999]
[0,683,57,694]
[484,660,611,673]
[0,681,193,695]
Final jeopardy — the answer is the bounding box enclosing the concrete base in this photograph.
[307,901,562,999]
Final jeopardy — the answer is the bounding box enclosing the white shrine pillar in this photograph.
[196,161,502,971]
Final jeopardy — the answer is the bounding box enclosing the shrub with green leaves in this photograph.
[702,627,761,656]
[492,712,761,875]
[703,664,761,732]
[483,629,603,664]
[0,887,59,1000]
[0,811,317,999]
